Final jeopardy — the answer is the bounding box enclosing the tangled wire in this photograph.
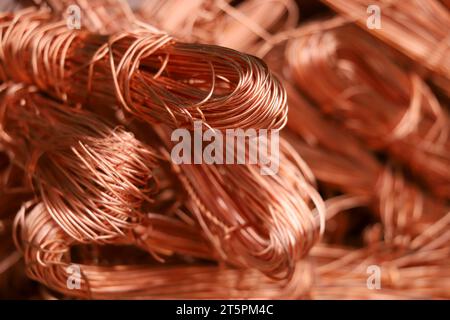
[286,24,450,199]
[1,0,449,300]
[0,8,287,131]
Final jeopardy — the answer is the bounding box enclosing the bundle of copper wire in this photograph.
[0,81,325,279]
[281,83,449,246]
[0,0,449,300]
[0,8,287,131]
[321,0,450,97]
[0,84,217,259]
[286,24,450,200]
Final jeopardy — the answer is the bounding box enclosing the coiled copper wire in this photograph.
[14,201,314,299]
[0,8,287,131]
[286,24,450,200]
[0,6,327,278]
[321,0,450,97]
[0,83,161,243]
[0,80,325,280]
[15,200,450,299]
[281,82,449,246]
[0,83,214,262]
[3,0,449,300]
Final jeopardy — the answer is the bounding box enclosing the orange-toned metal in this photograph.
[0,83,214,261]
[0,8,288,131]
[136,0,299,56]
[321,0,450,97]
[286,24,450,200]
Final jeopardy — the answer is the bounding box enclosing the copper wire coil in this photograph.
[0,83,216,262]
[152,123,326,279]
[131,0,449,244]
[320,0,450,97]
[279,81,450,247]
[0,7,326,279]
[11,181,353,299]
[2,0,449,300]
[15,200,450,299]
[124,78,326,277]
[0,8,288,131]
[0,83,160,243]
[0,81,327,279]
[15,201,314,299]
[286,24,450,200]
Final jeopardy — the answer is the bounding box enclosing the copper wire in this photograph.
[286,24,450,200]
[14,201,313,299]
[0,8,288,131]
[281,82,449,246]
[136,0,299,56]
[0,7,325,279]
[309,239,450,299]
[2,0,450,300]
[321,0,450,97]
[15,200,450,299]
[0,83,215,262]
[0,81,326,280]
[153,123,326,279]
[0,83,159,243]
[43,0,136,34]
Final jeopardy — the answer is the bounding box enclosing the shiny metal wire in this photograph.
[286,24,450,200]
[0,8,288,131]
